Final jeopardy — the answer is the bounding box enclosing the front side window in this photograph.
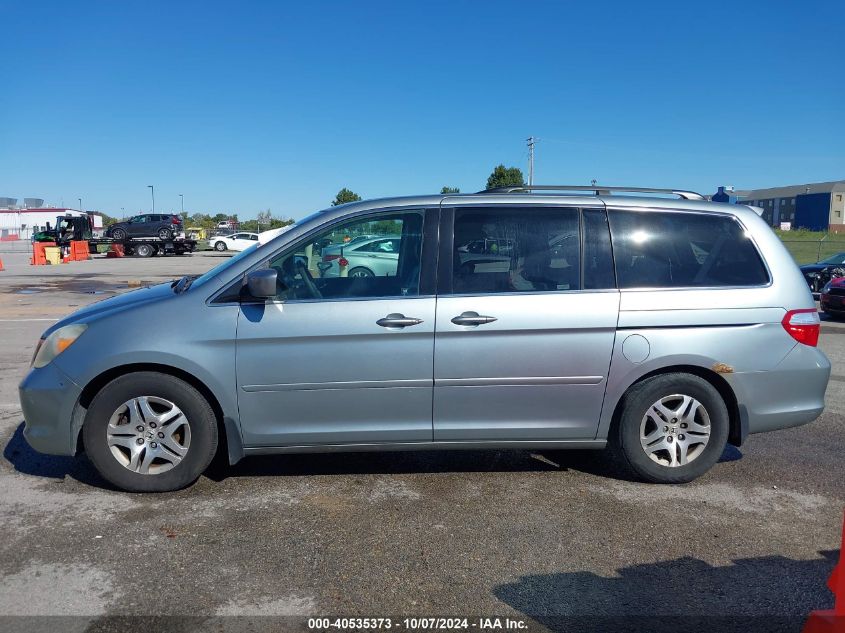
[451,207,580,294]
[267,211,424,301]
[608,210,770,288]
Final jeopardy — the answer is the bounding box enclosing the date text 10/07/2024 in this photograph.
[307,618,529,630]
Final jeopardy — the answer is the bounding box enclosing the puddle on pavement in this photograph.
[6,279,129,295]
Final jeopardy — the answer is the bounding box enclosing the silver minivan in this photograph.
[19,185,831,492]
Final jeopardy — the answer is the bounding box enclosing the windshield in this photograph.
[819,252,845,265]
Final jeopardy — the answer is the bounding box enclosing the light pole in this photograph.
[148,185,155,213]
[179,194,184,216]
[78,197,82,212]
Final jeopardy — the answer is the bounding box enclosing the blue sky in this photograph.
[1,0,843,221]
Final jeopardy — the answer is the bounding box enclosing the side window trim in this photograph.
[582,207,618,290]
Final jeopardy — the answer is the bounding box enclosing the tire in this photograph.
[158,228,173,241]
[214,241,227,251]
[609,373,728,484]
[83,372,219,492]
[111,228,127,241]
[348,266,374,278]
[135,243,154,258]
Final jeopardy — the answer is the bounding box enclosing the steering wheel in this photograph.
[295,260,322,299]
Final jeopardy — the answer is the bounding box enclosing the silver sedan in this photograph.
[318,236,401,278]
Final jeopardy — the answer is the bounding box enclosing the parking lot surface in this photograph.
[0,249,843,628]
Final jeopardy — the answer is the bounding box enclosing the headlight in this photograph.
[32,324,87,368]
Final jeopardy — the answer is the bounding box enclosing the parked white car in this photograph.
[212,232,259,252]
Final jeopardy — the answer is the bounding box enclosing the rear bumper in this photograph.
[729,343,830,435]
[19,363,83,456]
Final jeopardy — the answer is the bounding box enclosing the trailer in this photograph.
[87,236,198,257]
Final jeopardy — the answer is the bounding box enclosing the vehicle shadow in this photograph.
[208,444,743,482]
[4,419,744,488]
[492,552,838,633]
[2,422,110,488]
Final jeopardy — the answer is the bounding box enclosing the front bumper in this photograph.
[728,343,831,435]
[19,362,84,456]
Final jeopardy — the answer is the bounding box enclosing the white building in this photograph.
[0,207,104,240]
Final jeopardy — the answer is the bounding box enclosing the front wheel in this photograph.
[111,228,127,241]
[214,241,227,251]
[83,372,219,492]
[610,373,728,484]
[348,266,374,278]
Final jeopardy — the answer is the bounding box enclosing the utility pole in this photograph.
[148,185,155,213]
[526,136,536,186]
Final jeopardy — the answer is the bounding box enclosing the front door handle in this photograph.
[377,313,424,328]
[451,311,497,326]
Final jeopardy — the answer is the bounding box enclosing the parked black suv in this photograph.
[106,214,183,241]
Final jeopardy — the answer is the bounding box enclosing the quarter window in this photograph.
[608,210,769,288]
[267,211,424,301]
[451,207,580,294]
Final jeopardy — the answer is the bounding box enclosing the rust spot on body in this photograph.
[712,362,734,374]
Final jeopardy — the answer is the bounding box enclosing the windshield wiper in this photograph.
[173,275,199,294]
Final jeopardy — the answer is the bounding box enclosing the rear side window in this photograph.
[608,210,769,288]
[451,207,580,294]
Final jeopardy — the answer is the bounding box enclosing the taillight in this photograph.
[322,254,341,262]
[781,309,820,347]
[172,217,180,224]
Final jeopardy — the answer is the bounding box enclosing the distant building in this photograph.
[0,202,104,240]
[736,180,845,231]
[711,186,741,204]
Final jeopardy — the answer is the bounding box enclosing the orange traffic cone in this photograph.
[0,256,4,271]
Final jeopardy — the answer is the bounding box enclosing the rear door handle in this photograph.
[377,313,424,328]
[451,311,497,326]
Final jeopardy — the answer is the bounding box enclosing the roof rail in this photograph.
[478,185,705,201]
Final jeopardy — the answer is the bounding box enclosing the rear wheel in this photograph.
[83,372,218,492]
[158,228,173,240]
[348,266,373,278]
[610,373,728,484]
[135,243,155,258]
[214,241,227,251]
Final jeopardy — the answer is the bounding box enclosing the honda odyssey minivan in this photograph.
[19,185,831,492]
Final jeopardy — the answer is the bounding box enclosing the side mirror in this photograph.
[245,269,278,299]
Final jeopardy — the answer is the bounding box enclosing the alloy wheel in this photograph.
[106,396,191,474]
[639,394,711,467]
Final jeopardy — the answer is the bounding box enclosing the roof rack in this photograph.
[478,185,705,201]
